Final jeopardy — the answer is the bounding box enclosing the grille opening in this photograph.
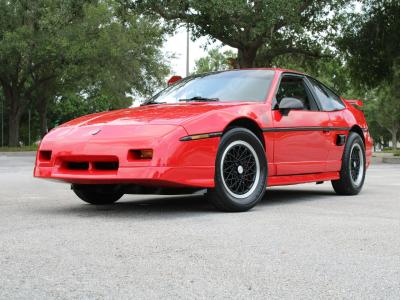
[39,150,52,161]
[93,161,119,170]
[66,162,89,170]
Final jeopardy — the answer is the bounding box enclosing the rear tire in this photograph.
[72,184,123,205]
[207,128,267,212]
[331,132,366,195]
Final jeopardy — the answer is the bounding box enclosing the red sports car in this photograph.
[34,68,372,212]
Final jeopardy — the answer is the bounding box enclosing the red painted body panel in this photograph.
[271,110,331,175]
[34,68,373,188]
[268,172,340,186]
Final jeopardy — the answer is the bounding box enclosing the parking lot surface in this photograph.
[0,154,399,299]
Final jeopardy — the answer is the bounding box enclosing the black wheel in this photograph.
[71,184,123,205]
[207,128,267,212]
[331,132,366,195]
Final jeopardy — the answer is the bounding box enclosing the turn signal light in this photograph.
[139,149,153,159]
[179,132,222,141]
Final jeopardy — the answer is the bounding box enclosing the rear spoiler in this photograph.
[344,99,363,107]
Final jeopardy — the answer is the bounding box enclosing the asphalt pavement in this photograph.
[0,154,399,299]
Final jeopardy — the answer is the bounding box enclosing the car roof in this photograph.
[235,68,305,75]
[195,68,306,77]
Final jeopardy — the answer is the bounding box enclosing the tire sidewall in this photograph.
[342,133,366,192]
[214,128,267,210]
[72,184,123,204]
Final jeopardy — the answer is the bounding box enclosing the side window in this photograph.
[308,78,345,111]
[274,76,319,111]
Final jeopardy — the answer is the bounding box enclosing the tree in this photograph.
[339,0,400,149]
[194,48,236,74]
[0,88,5,146]
[374,74,400,150]
[131,0,347,68]
[339,0,400,87]
[0,0,169,146]
[48,92,123,128]
[362,94,393,149]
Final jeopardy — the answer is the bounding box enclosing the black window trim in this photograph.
[272,72,322,111]
[303,76,323,111]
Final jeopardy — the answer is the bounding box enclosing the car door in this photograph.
[271,74,331,175]
[307,77,349,172]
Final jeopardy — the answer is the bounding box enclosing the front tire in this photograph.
[72,184,124,205]
[207,128,267,212]
[331,132,366,195]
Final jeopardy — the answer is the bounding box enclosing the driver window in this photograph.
[275,76,318,111]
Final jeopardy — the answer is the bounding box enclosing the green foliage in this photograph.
[0,0,398,151]
[0,0,170,145]
[193,48,236,74]
[132,0,348,67]
[362,94,391,147]
[338,1,400,149]
[339,0,400,87]
[48,92,126,128]
[373,76,400,149]
[271,54,351,95]
[63,2,169,97]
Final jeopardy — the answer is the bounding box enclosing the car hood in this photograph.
[60,102,250,127]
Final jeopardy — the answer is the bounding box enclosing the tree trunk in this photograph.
[8,112,21,147]
[1,84,23,147]
[238,47,258,68]
[38,99,49,139]
[391,126,398,150]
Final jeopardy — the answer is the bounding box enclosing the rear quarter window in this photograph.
[308,78,345,111]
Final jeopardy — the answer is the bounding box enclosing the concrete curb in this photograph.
[373,152,394,158]
[382,157,400,164]
[0,151,36,157]
[373,152,400,164]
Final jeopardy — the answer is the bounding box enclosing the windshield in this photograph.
[146,70,275,104]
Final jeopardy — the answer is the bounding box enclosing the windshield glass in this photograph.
[147,70,275,104]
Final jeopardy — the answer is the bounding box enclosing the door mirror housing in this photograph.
[278,97,304,115]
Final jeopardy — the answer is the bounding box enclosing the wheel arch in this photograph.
[223,118,265,148]
[349,125,365,145]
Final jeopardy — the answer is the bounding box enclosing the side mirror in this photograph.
[167,75,182,86]
[278,97,304,116]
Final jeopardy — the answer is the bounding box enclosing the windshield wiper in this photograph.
[140,100,166,106]
[179,96,219,102]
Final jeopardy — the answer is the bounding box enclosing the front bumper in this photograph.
[34,124,219,188]
[34,165,215,187]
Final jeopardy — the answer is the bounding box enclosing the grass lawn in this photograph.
[0,145,38,152]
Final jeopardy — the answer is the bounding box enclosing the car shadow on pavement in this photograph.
[260,188,335,207]
[33,188,335,218]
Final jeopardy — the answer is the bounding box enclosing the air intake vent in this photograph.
[66,162,89,170]
[39,150,52,161]
[93,161,119,170]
